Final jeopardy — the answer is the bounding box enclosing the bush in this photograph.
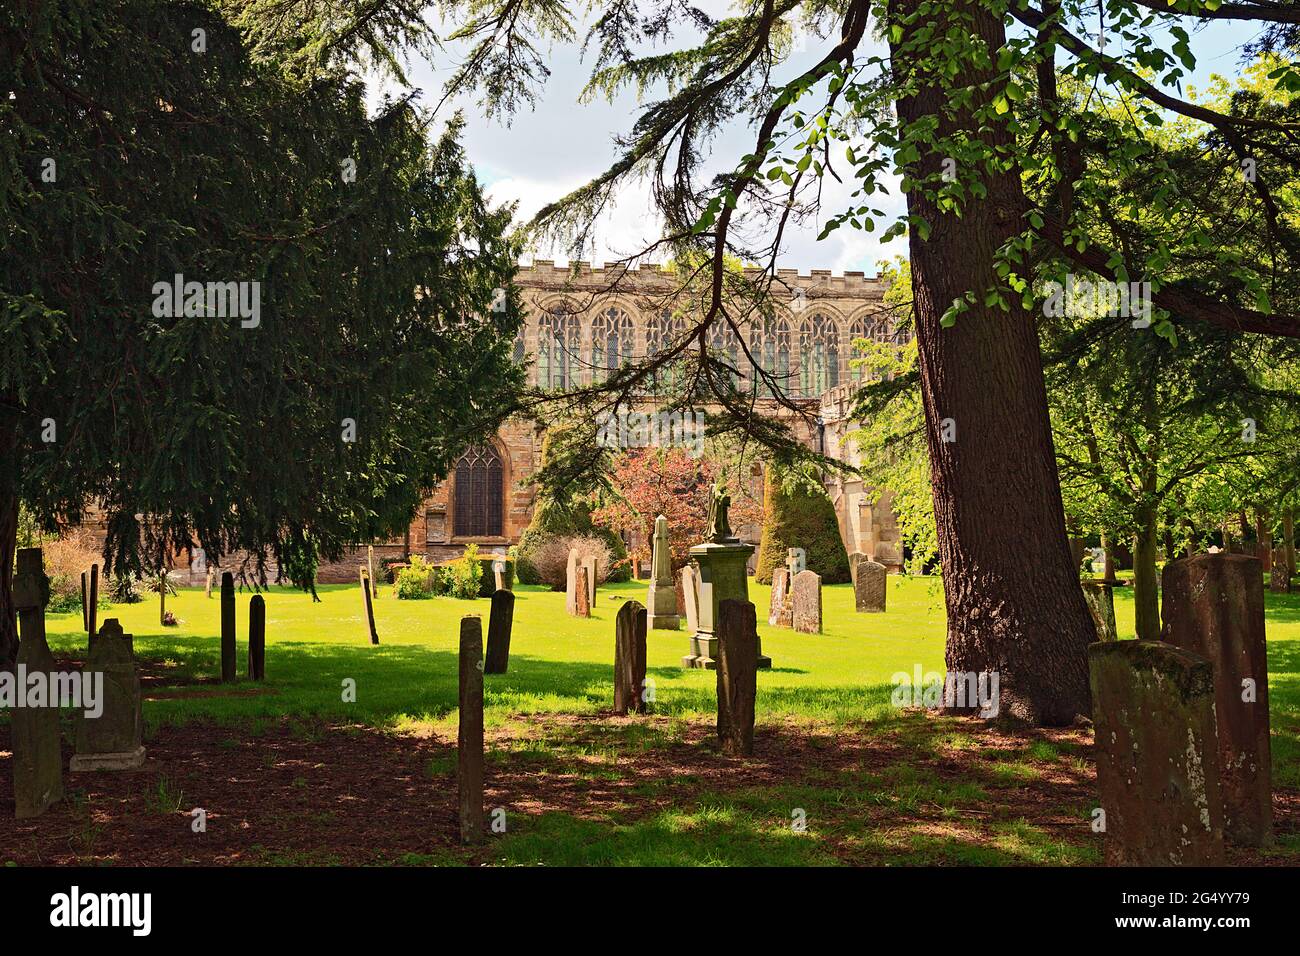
[527,535,612,591]
[107,574,142,604]
[395,555,435,599]
[754,466,851,584]
[447,543,483,599]
[40,530,101,613]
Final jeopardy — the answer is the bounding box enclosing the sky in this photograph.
[369,7,1267,277]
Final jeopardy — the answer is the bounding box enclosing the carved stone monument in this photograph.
[72,619,146,771]
[647,515,680,630]
[12,548,64,818]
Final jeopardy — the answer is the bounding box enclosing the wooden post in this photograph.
[220,571,236,682]
[716,599,758,755]
[484,589,515,675]
[367,545,376,598]
[248,594,266,680]
[12,548,64,818]
[614,600,647,715]
[81,563,99,639]
[360,566,379,644]
[458,616,485,845]
[159,572,167,625]
[205,566,214,599]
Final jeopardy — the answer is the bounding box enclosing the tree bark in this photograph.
[1285,509,1296,590]
[1256,509,1273,573]
[1133,503,1161,640]
[0,411,19,668]
[889,1,1095,724]
[1101,532,1118,583]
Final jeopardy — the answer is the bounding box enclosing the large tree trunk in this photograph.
[889,1,1095,725]
[1132,502,1161,641]
[0,411,19,668]
[1256,509,1273,573]
[1285,509,1296,590]
[1101,532,1118,583]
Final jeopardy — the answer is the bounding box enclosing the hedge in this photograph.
[753,466,851,584]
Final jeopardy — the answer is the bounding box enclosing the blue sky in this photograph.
[372,7,1265,276]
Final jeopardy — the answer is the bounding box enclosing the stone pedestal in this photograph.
[682,542,770,670]
[72,619,146,772]
[648,578,679,630]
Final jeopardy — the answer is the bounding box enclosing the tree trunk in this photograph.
[889,1,1095,724]
[1285,509,1296,590]
[0,411,19,668]
[1133,503,1161,640]
[1101,532,1118,583]
[1256,509,1272,574]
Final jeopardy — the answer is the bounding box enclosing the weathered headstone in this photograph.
[854,559,887,613]
[1161,553,1272,847]
[574,566,591,618]
[768,568,791,627]
[359,566,379,645]
[248,594,266,681]
[786,547,806,578]
[791,569,822,634]
[12,548,64,818]
[647,515,680,630]
[492,549,507,592]
[716,599,758,755]
[848,551,869,587]
[565,549,580,615]
[484,589,515,675]
[1080,581,1117,642]
[81,563,98,639]
[583,554,598,608]
[1089,640,1225,865]
[71,619,146,771]
[680,564,700,635]
[458,616,485,845]
[614,600,648,716]
[220,571,237,682]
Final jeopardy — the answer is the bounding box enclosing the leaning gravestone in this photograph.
[565,549,580,616]
[647,515,679,630]
[716,599,758,755]
[1161,553,1272,847]
[458,616,485,845]
[574,566,591,618]
[854,559,887,613]
[12,548,64,818]
[220,571,237,681]
[248,594,266,681]
[1080,581,1118,642]
[614,600,648,716]
[768,568,792,627]
[792,569,822,634]
[1089,640,1225,865]
[72,619,146,771]
[484,589,515,675]
[848,551,869,588]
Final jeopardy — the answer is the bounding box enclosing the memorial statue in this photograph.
[705,482,736,543]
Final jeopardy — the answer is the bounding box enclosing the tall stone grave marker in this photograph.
[565,549,580,615]
[1089,640,1225,865]
[359,566,379,644]
[12,548,64,818]
[248,594,266,680]
[72,619,146,771]
[458,616,485,845]
[614,600,648,716]
[716,599,758,755]
[484,589,515,675]
[647,515,680,629]
[583,555,598,609]
[574,566,591,618]
[220,571,237,681]
[683,484,771,669]
[1080,581,1118,642]
[792,569,823,634]
[768,568,791,627]
[1161,553,1272,846]
[81,563,99,640]
[854,559,887,613]
[681,565,700,634]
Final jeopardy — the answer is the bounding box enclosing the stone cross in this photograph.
[1089,640,1225,864]
[458,616,485,845]
[786,547,806,578]
[72,618,146,771]
[614,600,648,715]
[1161,553,1272,846]
[12,548,64,818]
[484,589,515,675]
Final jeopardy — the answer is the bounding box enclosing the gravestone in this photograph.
[565,549,580,615]
[786,547,806,577]
[1089,640,1225,865]
[220,571,237,682]
[484,589,515,675]
[716,599,758,756]
[205,566,214,599]
[458,616,485,845]
[583,555,598,608]
[647,515,680,629]
[768,568,792,627]
[1161,553,1272,847]
[359,566,379,644]
[680,565,700,634]
[1080,581,1117,642]
[574,567,591,618]
[848,551,869,587]
[12,548,64,818]
[72,619,146,771]
[81,563,99,640]
[1270,547,1289,593]
[248,594,266,680]
[492,549,507,592]
[854,559,887,613]
[367,545,376,597]
[792,569,822,634]
[614,600,648,716]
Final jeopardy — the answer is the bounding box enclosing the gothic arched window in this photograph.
[537,306,580,390]
[454,444,504,538]
[645,309,688,393]
[707,319,741,389]
[799,312,840,397]
[749,316,791,397]
[590,306,635,382]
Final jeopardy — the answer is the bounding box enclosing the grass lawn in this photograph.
[3,575,1298,865]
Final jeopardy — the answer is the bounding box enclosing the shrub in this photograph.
[447,543,483,599]
[395,555,435,600]
[107,574,142,604]
[754,466,851,584]
[40,530,101,613]
[527,535,612,591]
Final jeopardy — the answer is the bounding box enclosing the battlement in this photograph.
[516,260,885,297]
